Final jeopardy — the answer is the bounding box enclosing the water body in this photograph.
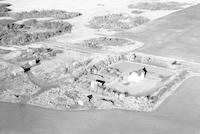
[0,76,200,134]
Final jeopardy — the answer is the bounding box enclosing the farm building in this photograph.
[127,67,147,83]
[90,79,106,91]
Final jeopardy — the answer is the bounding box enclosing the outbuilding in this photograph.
[96,79,105,86]
[21,63,31,73]
[87,94,93,102]
[127,67,147,83]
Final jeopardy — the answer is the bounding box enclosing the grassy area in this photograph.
[116,4,200,62]
[14,47,63,62]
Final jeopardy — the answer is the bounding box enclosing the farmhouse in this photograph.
[127,67,147,83]
[90,81,98,91]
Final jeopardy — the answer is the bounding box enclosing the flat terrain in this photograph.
[0,76,200,134]
[116,4,200,62]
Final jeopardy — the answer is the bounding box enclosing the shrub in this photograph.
[89,14,149,31]
[132,16,150,26]
[9,10,82,20]
[0,20,72,46]
[131,10,143,14]
[79,37,129,49]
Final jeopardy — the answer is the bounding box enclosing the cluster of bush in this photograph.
[0,23,24,45]
[64,59,92,80]
[128,2,187,10]
[72,67,88,79]
[15,47,63,62]
[79,37,129,49]
[64,90,79,101]
[89,14,131,30]
[101,67,122,78]
[28,86,77,109]
[123,96,154,111]
[90,80,130,99]
[88,54,125,74]
[24,19,72,32]
[125,52,179,69]
[0,4,82,46]
[132,16,150,27]
[89,14,149,30]
[131,10,144,14]
[9,10,82,20]
[0,20,72,46]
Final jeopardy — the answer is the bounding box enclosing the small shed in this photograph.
[87,94,93,102]
[96,79,105,86]
[21,63,31,73]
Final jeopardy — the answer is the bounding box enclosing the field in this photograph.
[116,4,200,62]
